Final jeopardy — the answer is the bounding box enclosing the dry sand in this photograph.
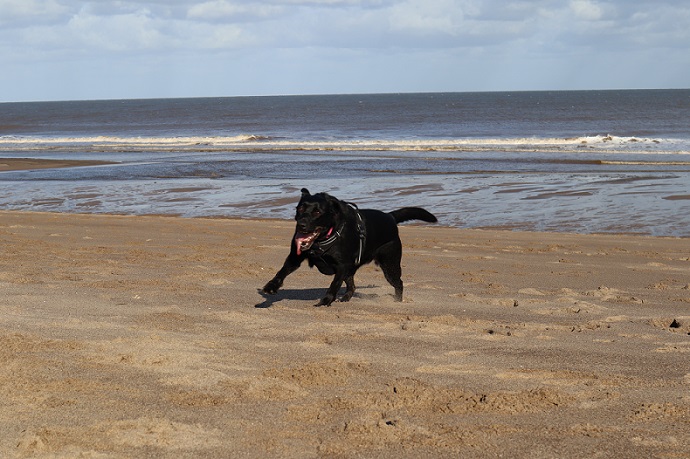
[1,210,689,458]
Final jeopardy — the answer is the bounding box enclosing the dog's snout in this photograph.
[295,216,310,233]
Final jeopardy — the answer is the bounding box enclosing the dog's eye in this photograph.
[312,210,322,217]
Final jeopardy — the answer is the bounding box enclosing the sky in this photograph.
[1,0,689,102]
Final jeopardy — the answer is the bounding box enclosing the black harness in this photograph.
[310,203,366,265]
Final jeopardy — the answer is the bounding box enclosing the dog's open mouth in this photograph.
[294,229,321,255]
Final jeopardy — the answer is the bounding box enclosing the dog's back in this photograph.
[360,209,400,251]
[360,206,437,262]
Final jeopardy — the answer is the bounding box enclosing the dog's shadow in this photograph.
[255,288,325,308]
[255,285,379,308]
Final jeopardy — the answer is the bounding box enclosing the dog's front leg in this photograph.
[262,253,303,295]
[315,272,347,307]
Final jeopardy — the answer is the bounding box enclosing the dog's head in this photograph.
[293,188,346,255]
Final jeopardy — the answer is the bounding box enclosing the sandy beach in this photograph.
[0,207,688,458]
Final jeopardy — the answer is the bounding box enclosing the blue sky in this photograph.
[1,0,689,102]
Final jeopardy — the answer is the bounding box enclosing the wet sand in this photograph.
[0,158,114,172]
[1,210,689,458]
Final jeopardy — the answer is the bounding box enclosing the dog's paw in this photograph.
[261,280,281,295]
[262,287,277,295]
[314,295,335,307]
[338,292,354,303]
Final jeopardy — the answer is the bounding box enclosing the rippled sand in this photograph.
[1,211,689,458]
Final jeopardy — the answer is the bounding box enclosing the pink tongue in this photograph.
[294,232,318,255]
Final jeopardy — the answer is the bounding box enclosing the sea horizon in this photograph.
[2,86,689,105]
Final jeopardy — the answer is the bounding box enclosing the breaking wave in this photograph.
[1,134,689,155]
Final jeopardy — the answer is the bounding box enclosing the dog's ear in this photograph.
[300,188,311,197]
[323,193,348,217]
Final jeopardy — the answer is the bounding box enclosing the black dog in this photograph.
[261,188,437,306]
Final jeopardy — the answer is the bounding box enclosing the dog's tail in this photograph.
[389,207,438,224]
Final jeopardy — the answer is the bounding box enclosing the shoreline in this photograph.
[2,156,690,238]
[1,210,689,457]
[4,207,690,238]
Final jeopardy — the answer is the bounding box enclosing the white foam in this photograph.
[1,134,688,154]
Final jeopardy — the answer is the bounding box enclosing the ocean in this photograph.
[1,90,689,236]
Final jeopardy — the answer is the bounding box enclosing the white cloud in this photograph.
[388,0,464,35]
[0,0,69,26]
[66,7,166,51]
[3,0,687,54]
[569,0,604,21]
[187,1,285,21]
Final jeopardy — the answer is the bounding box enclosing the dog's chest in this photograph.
[307,254,336,275]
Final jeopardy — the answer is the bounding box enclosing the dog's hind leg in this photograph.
[339,275,356,302]
[382,264,403,301]
[376,241,404,301]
